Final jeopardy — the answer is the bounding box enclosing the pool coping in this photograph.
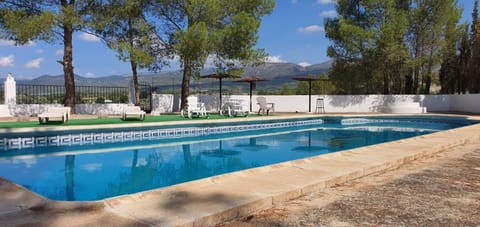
[1,113,480,226]
[1,112,477,134]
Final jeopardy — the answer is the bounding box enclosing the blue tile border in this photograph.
[0,119,324,151]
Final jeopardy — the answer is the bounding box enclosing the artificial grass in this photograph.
[0,114,264,129]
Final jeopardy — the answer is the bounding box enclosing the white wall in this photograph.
[450,94,480,113]
[11,104,128,116]
[76,104,128,115]
[13,104,63,116]
[5,94,479,116]
[162,94,461,114]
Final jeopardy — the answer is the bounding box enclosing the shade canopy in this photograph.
[234,76,268,112]
[200,73,240,111]
[293,75,324,112]
[292,75,324,82]
[200,73,238,80]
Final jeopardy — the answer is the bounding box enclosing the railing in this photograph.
[16,84,129,104]
[16,84,64,104]
[76,85,128,104]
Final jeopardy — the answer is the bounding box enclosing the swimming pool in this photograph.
[0,115,477,201]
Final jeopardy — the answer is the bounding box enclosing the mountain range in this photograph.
[12,61,333,91]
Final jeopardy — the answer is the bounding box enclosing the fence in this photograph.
[14,83,154,112]
[16,84,129,104]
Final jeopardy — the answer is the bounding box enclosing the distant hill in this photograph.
[13,61,333,91]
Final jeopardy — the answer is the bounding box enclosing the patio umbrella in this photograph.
[293,75,323,112]
[201,73,240,110]
[234,76,268,112]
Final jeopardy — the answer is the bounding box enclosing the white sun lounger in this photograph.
[221,99,249,117]
[38,107,71,124]
[122,106,146,121]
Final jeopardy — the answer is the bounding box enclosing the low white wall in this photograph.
[76,104,128,115]
[13,104,63,116]
[450,94,480,113]
[11,104,128,116]
[6,94,479,116]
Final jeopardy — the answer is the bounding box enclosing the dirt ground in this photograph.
[220,140,480,226]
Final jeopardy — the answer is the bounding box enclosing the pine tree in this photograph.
[0,1,93,112]
[91,0,172,106]
[152,0,274,110]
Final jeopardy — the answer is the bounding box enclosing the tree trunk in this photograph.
[130,60,140,106]
[181,57,192,110]
[383,74,389,95]
[62,7,76,113]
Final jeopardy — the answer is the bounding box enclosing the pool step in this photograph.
[0,105,12,117]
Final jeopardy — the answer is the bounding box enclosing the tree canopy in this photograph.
[152,0,275,109]
[325,0,474,95]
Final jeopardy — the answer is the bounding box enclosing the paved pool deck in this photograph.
[0,113,479,226]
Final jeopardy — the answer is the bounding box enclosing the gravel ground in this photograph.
[220,141,480,226]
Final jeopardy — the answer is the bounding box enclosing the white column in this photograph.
[4,73,16,105]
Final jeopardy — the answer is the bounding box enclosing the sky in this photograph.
[0,0,476,79]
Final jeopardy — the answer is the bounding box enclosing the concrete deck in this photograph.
[0,114,479,226]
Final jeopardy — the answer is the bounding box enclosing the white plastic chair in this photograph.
[181,96,209,118]
[256,97,274,115]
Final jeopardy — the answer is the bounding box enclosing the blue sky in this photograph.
[0,0,476,79]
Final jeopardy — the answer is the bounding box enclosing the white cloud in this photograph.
[318,0,337,4]
[55,49,64,56]
[0,40,15,46]
[35,49,44,54]
[79,32,101,42]
[0,39,35,47]
[0,55,15,67]
[297,25,325,34]
[25,58,44,69]
[85,72,95,77]
[298,62,312,67]
[266,55,287,63]
[320,10,337,18]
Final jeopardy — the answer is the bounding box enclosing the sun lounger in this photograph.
[221,99,249,117]
[122,106,146,121]
[38,107,71,124]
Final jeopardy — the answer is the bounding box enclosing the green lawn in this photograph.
[0,114,262,129]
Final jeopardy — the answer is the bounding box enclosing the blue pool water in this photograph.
[0,116,477,201]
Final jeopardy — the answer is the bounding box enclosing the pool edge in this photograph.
[1,114,479,226]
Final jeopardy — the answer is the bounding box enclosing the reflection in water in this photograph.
[235,138,269,151]
[65,155,75,201]
[200,140,240,158]
[0,124,443,201]
[293,131,328,153]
